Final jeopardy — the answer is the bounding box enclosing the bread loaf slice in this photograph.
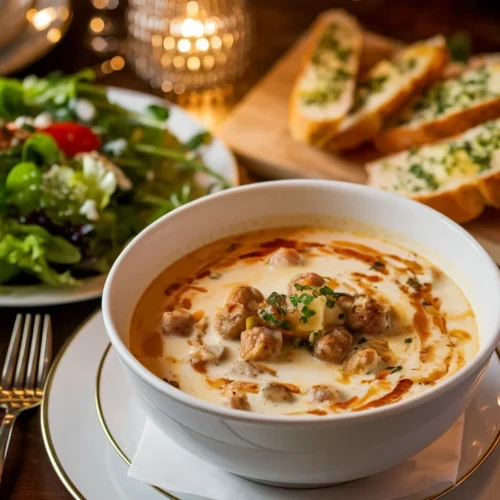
[375,57,500,153]
[366,120,500,223]
[322,36,449,151]
[289,10,362,145]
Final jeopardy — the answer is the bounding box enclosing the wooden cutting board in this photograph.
[219,24,500,264]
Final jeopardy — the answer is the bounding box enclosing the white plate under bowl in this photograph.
[41,312,500,500]
[0,87,238,308]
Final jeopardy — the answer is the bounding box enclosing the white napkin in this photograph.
[128,415,464,500]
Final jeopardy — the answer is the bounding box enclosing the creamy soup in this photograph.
[130,227,478,416]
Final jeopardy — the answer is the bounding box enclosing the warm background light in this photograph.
[126,0,251,93]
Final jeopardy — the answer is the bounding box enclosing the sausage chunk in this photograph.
[309,385,340,404]
[313,327,353,364]
[224,390,250,411]
[189,344,225,372]
[240,327,282,361]
[366,338,398,365]
[287,272,325,295]
[161,309,195,337]
[261,382,295,403]
[227,360,262,378]
[342,295,392,334]
[344,348,380,375]
[215,301,249,340]
[227,285,264,314]
[269,248,304,268]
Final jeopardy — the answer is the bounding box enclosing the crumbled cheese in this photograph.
[73,99,96,122]
[79,199,100,221]
[33,112,53,129]
[13,116,34,128]
[79,152,132,191]
[103,138,127,156]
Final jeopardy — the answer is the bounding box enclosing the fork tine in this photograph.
[36,315,52,392]
[13,314,33,390]
[1,314,23,390]
[25,314,42,392]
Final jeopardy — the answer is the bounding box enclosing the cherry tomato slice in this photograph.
[43,122,101,157]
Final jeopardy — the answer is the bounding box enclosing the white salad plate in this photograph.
[42,312,500,500]
[0,0,71,75]
[0,87,238,308]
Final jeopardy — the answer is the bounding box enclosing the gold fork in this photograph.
[0,314,52,482]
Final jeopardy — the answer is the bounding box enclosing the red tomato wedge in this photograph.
[43,122,101,157]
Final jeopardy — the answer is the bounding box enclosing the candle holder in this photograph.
[126,0,251,93]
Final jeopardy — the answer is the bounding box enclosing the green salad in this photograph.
[0,69,230,287]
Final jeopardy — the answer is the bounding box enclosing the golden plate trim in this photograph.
[40,310,102,500]
[95,343,179,500]
[96,345,500,500]
[41,313,499,500]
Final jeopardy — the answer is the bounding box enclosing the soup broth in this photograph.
[130,227,478,416]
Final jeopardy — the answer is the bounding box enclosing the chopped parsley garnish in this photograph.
[405,338,413,344]
[259,310,291,330]
[393,57,417,73]
[289,292,314,308]
[390,365,403,374]
[313,22,352,63]
[407,276,423,291]
[300,306,316,324]
[409,164,439,190]
[291,283,346,311]
[294,283,315,292]
[209,272,222,280]
[267,292,288,315]
[319,285,347,299]
[361,75,388,94]
[303,22,352,106]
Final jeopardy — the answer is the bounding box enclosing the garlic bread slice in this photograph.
[289,10,362,144]
[366,120,500,223]
[323,36,449,151]
[375,58,500,153]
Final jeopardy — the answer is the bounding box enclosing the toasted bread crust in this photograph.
[289,10,362,144]
[324,39,449,151]
[375,96,500,154]
[366,161,500,223]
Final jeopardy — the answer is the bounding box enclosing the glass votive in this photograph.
[126,0,252,92]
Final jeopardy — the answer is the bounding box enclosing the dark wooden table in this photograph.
[1,0,500,498]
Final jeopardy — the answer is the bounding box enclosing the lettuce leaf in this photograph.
[0,219,81,286]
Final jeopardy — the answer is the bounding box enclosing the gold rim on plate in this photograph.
[40,311,102,500]
[40,316,500,500]
[95,345,500,500]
